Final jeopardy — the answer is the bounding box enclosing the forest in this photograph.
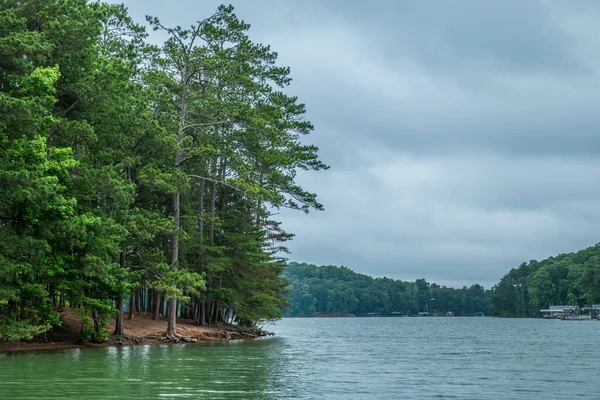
[0,0,327,342]
[489,243,600,317]
[282,262,491,317]
[284,242,600,318]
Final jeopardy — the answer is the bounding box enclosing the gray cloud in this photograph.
[281,151,600,288]
[118,0,600,288]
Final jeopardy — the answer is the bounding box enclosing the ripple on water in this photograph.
[0,318,599,399]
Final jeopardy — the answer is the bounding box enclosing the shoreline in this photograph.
[0,309,273,354]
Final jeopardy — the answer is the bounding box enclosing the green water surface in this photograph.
[1,317,599,399]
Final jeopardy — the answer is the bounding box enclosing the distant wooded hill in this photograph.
[282,262,491,317]
[489,243,600,317]
[283,243,600,318]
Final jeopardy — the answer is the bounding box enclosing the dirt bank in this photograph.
[0,308,272,353]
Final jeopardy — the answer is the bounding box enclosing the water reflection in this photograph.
[0,339,283,399]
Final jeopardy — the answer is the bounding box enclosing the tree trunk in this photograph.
[128,289,135,320]
[208,158,217,240]
[136,287,142,313]
[224,307,231,324]
[166,294,178,337]
[153,292,161,320]
[206,300,213,324]
[148,289,154,314]
[215,276,223,322]
[216,158,226,216]
[143,286,147,312]
[166,67,190,339]
[114,297,124,336]
[198,178,205,239]
[211,300,219,323]
[114,251,126,336]
[199,301,206,325]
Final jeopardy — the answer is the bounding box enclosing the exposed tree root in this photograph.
[164,332,197,343]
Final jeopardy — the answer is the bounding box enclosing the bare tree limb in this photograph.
[182,120,230,130]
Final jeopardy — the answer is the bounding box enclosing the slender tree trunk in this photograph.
[196,179,206,325]
[92,310,100,343]
[208,156,218,239]
[167,295,177,334]
[114,297,124,336]
[148,289,154,314]
[216,276,223,321]
[198,177,205,239]
[114,251,125,336]
[166,68,189,338]
[128,289,135,320]
[136,287,142,313]
[216,158,226,217]
[139,286,144,313]
[206,300,213,324]
[167,205,180,335]
[199,301,206,325]
[153,292,161,320]
[211,300,219,322]
[144,286,148,312]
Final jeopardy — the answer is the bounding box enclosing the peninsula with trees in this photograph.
[0,0,327,347]
[2,0,599,353]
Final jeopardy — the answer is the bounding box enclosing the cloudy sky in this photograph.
[118,0,600,288]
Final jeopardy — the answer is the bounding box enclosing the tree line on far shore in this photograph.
[282,242,600,319]
[489,243,600,317]
[282,263,491,317]
[0,0,326,342]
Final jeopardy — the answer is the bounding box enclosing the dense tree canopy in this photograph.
[490,243,600,317]
[283,242,600,319]
[283,263,491,317]
[0,1,326,341]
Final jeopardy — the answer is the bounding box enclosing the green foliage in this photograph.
[0,10,80,338]
[77,299,115,344]
[0,1,326,339]
[77,311,95,343]
[490,244,600,317]
[0,319,51,341]
[283,263,491,317]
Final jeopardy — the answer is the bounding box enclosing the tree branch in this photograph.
[182,120,230,131]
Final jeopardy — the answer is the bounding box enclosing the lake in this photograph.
[1,317,598,399]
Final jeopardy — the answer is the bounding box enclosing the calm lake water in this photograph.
[1,317,599,399]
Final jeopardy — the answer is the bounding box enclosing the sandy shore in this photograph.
[0,308,269,353]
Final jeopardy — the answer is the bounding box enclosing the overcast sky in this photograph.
[117,0,600,288]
